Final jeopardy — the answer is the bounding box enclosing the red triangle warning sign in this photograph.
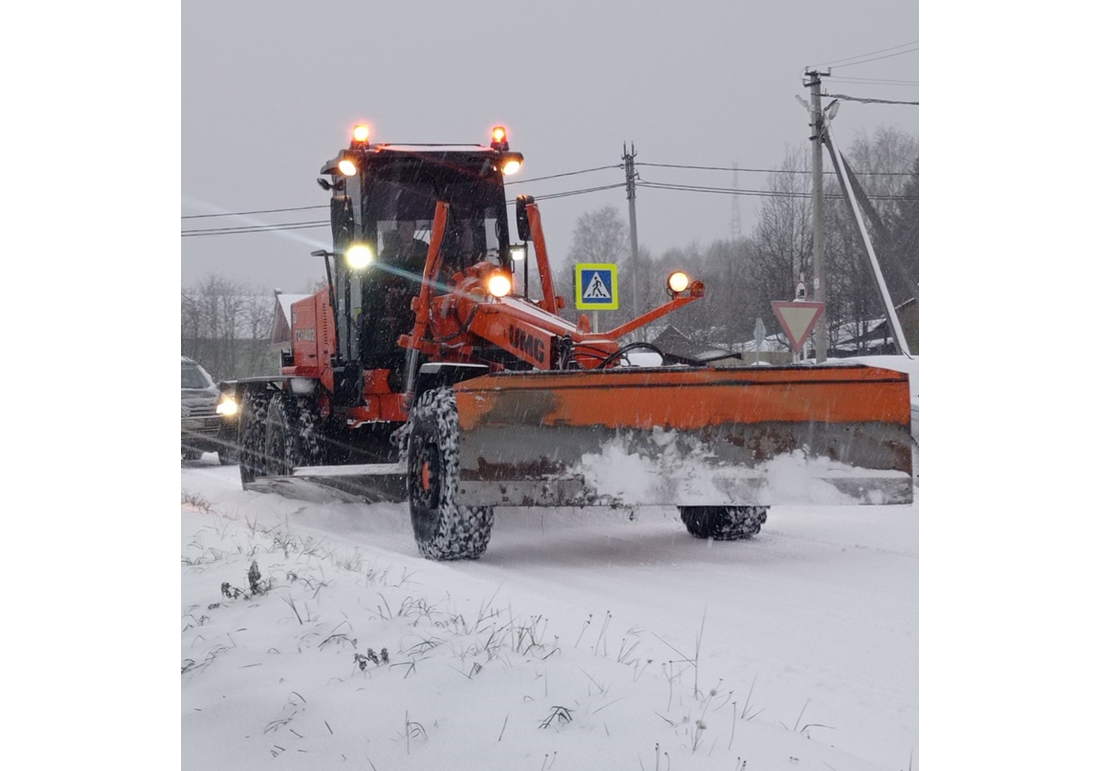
[771,301,825,350]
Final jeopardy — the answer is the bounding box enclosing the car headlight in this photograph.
[216,396,239,417]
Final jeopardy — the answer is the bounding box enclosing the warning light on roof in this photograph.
[490,125,509,151]
[351,124,370,144]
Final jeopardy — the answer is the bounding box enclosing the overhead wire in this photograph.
[182,152,917,238]
[829,46,918,69]
[516,165,622,184]
[182,221,329,237]
[182,204,326,220]
[636,180,915,202]
[812,40,918,69]
[827,93,919,106]
[511,182,626,201]
[638,161,914,177]
[829,76,918,87]
[181,185,628,238]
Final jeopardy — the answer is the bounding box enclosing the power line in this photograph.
[830,76,918,87]
[182,166,622,224]
[182,221,329,237]
[516,182,626,201]
[813,40,918,69]
[637,179,916,201]
[181,184,629,237]
[182,204,326,220]
[517,165,622,184]
[831,46,918,70]
[827,92,919,106]
[638,161,914,177]
[182,157,917,237]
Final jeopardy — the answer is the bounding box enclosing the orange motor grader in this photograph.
[228,124,913,560]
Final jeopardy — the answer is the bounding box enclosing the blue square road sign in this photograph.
[575,263,619,310]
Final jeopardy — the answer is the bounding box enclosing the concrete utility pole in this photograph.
[623,142,640,322]
[804,69,829,364]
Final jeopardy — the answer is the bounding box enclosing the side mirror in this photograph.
[515,194,534,242]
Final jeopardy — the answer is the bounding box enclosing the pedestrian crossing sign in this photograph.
[574,263,619,310]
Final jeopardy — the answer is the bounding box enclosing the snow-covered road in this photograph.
[182,458,917,769]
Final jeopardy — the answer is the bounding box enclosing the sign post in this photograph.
[753,317,766,366]
[575,264,619,333]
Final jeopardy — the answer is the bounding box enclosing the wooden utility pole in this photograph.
[804,69,829,363]
[623,142,640,323]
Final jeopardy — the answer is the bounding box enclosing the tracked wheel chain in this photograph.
[406,387,493,560]
[238,389,271,485]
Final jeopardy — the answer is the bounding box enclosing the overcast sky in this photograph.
[182,1,918,294]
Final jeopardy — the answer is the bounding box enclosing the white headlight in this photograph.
[216,397,239,417]
[346,244,374,269]
[667,271,690,294]
[487,272,512,298]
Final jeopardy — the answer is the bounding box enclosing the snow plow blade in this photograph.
[244,464,408,504]
[451,365,913,508]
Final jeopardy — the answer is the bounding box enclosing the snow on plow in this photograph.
[452,365,913,508]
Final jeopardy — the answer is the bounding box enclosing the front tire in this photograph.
[679,506,768,540]
[406,387,493,560]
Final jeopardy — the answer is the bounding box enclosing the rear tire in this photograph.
[406,387,493,560]
[679,506,768,540]
[264,391,324,476]
[238,389,270,485]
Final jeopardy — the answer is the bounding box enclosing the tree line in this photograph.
[181,275,280,382]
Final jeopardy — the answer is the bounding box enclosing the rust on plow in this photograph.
[453,365,913,507]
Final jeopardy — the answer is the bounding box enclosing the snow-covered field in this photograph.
[182,461,918,770]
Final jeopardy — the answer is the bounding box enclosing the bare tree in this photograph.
[617,245,663,340]
[743,146,814,338]
[700,237,757,349]
[887,157,919,296]
[567,205,628,265]
[181,274,277,380]
[823,127,918,352]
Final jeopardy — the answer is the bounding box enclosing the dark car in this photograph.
[181,356,238,464]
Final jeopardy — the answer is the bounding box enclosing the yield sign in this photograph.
[771,301,825,350]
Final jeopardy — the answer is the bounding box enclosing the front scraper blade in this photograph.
[244,463,408,504]
[452,365,913,508]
